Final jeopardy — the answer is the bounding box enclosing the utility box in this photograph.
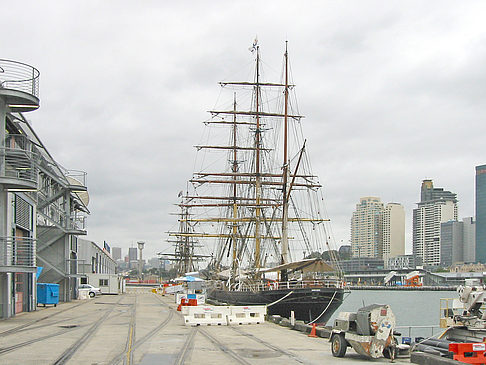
[37,283,59,307]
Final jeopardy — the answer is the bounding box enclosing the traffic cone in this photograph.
[308,323,318,338]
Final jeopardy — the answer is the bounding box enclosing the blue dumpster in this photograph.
[37,283,59,307]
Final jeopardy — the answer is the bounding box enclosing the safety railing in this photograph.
[395,325,442,339]
[0,236,36,267]
[65,169,87,187]
[0,134,39,186]
[68,214,87,233]
[0,59,40,97]
[232,278,345,292]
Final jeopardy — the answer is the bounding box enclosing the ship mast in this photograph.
[254,44,262,274]
[281,42,290,276]
[231,93,239,278]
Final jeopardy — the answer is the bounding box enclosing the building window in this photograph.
[99,279,108,286]
[80,277,88,284]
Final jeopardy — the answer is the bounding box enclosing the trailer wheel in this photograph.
[331,334,347,357]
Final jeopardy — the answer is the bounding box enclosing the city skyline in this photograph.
[3,2,486,258]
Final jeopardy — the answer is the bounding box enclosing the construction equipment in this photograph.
[330,304,399,360]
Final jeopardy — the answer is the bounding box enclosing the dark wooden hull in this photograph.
[207,286,345,324]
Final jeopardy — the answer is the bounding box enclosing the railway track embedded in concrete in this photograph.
[0,301,87,337]
[51,296,125,365]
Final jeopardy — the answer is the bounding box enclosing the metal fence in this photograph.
[0,59,40,97]
[1,135,39,186]
[0,236,36,267]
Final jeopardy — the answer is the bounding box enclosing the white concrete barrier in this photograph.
[227,305,266,325]
[183,305,231,326]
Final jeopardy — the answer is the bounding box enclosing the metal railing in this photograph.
[225,278,345,292]
[395,325,443,340]
[0,59,40,97]
[65,169,87,187]
[1,134,39,186]
[0,236,36,267]
[68,214,87,232]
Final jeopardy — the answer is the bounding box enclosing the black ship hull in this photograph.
[207,286,345,324]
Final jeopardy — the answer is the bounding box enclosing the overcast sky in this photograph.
[4,1,486,259]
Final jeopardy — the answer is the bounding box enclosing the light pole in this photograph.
[137,241,145,281]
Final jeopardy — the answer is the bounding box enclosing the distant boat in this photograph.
[169,41,346,324]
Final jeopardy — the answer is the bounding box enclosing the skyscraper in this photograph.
[463,217,476,263]
[128,247,137,261]
[440,220,463,267]
[112,247,122,261]
[413,180,458,267]
[476,165,486,263]
[351,197,384,258]
[382,203,405,261]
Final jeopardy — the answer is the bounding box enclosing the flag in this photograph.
[103,241,111,254]
[249,37,258,53]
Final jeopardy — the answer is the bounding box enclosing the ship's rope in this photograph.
[266,290,294,307]
[308,290,338,325]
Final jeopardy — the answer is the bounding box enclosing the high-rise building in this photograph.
[351,197,384,258]
[440,217,476,266]
[128,247,137,261]
[382,203,405,261]
[476,165,486,263]
[351,198,405,261]
[112,247,122,261]
[413,180,458,267]
[440,220,463,267]
[463,217,476,263]
[128,247,138,269]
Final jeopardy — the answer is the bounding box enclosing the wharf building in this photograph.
[350,197,405,262]
[476,165,486,263]
[413,179,457,268]
[0,59,89,318]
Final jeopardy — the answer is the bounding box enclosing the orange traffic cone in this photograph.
[308,323,318,338]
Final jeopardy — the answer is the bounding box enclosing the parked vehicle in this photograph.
[330,304,402,360]
[78,284,101,298]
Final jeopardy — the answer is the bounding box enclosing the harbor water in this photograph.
[328,289,458,340]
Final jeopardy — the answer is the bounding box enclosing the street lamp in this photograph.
[137,241,145,281]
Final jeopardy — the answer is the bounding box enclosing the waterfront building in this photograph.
[351,197,384,258]
[339,257,384,272]
[413,180,458,267]
[382,203,405,261]
[476,165,486,263]
[112,247,122,261]
[0,60,89,318]
[386,254,415,270]
[77,239,116,276]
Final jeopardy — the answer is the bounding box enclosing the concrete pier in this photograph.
[0,287,414,364]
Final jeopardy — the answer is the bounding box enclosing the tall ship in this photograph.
[168,40,345,324]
